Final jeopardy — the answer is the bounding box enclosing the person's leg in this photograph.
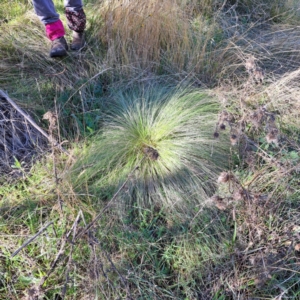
[32,0,68,57]
[64,0,86,50]
[32,0,60,24]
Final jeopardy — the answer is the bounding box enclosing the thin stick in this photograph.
[11,221,54,257]
[61,245,74,300]
[39,212,83,289]
[66,210,85,241]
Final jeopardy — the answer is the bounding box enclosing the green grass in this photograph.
[0,0,31,22]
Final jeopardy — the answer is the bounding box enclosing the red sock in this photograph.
[45,20,65,41]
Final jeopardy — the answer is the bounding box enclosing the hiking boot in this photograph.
[50,37,68,58]
[70,31,85,51]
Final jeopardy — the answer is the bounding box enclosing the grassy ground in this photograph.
[1,0,300,299]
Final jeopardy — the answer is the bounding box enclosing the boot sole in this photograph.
[70,42,86,51]
[50,49,68,58]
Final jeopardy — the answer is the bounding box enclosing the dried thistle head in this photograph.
[220,110,234,123]
[233,188,245,201]
[214,131,219,138]
[43,111,57,129]
[245,55,256,72]
[142,146,159,161]
[237,120,246,132]
[215,110,234,136]
[219,123,226,130]
[253,67,264,83]
[265,133,278,145]
[217,171,233,183]
[210,195,227,210]
[230,134,238,145]
[266,127,279,145]
[250,107,265,129]
[219,110,228,122]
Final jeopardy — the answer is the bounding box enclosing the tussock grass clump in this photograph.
[71,85,229,216]
[99,0,188,66]
[95,0,222,77]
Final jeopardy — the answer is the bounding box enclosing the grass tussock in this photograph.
[96,0,223,78]
[71,85,229,216]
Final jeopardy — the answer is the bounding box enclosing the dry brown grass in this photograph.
[95,0,223,78]
[0,91,49,177]
[265,67,300,129]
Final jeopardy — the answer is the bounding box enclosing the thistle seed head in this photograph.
[214,131,219,138]
[220,123,226,130]
[253,68,264,83]
[210,195,227,210]
[230,134,238,145]
[265,133,278,145]
[233,188,245,201]
[245,56,256,72]
[217,172,232,183]
[266,127,279,145]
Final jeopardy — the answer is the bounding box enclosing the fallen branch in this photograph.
[0,89,70,156]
